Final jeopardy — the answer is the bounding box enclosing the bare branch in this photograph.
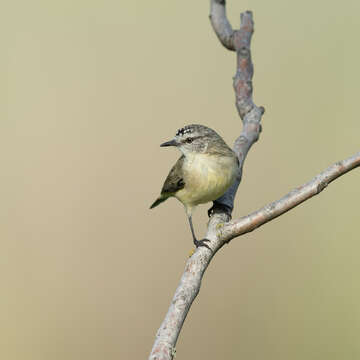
[222,152,360,242]
[209,0,235,50]
[212,10,264,214]
[149,152,359,360]
[148,4,359,360]
[149,7,263,359]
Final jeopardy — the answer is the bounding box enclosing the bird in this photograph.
[150,124,239,249]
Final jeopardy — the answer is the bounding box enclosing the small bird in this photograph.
[150,124,239,249]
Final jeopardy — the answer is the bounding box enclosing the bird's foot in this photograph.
[193,238,212,251]
[216,222,225,230]
[208,201,232,218]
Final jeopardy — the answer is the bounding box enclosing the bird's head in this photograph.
[160,124,226,155]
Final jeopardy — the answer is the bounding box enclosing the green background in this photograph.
[2,0,360,359]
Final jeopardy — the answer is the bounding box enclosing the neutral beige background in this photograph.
[2,0,360,359]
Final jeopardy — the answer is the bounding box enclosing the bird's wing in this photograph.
[161,155,185,195]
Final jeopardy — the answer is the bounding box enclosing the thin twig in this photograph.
[209,0,235,50]
[222,152,360,242]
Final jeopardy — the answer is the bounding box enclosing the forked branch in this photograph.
[148,3,359,359]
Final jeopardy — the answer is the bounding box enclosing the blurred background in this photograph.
[2,0,360,359]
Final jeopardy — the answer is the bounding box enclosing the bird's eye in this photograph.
[186,138,193,144]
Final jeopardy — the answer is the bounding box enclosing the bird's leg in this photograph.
[188,215,211,251]
[207,201,232,218]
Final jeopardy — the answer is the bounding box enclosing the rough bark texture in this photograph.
[211,8,264,214]
[148,3,359,359]
[149,6,263,359]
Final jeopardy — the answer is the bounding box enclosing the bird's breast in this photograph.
[176,153,238,206]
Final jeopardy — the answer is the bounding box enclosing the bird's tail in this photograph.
[150,195,168,209]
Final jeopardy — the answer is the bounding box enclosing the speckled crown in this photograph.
[175,126,194,137]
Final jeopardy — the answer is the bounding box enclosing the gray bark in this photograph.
[148,3,360,359]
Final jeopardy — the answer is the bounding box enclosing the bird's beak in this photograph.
[160,139,177,147]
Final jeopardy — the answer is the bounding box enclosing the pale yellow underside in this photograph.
[175,153,238,216]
